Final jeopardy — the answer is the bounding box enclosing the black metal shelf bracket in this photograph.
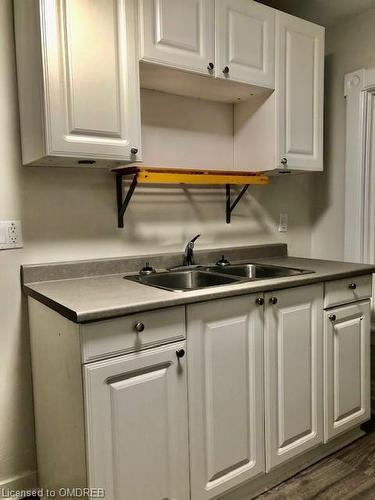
[115,174,250,228]
[116,173,137,228]
[226,184,249,224]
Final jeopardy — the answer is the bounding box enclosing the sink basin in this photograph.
[126,270,241,292]
[204,263,313,279]
[126,262,314,292]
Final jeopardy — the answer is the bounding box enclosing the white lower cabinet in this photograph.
[187,294,265,499]
[324,300,371,442]
[264,284,324,471]
[28,277,373,500]
[84,341,190,500]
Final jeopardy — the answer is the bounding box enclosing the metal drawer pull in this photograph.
[176,349,185,359]
[256,297,264,306]
[269,297,278,305]
[329,314,336,322]
[134,322,145,333]
[348,283,357,290]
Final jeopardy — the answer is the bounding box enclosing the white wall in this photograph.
[0,0,314,488]
[311,8,375,260]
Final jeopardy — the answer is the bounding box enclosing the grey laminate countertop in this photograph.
[23,255,375,323]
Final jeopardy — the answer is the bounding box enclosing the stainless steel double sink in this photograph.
[126,262,313,292]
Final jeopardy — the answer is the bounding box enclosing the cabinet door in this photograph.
[215,0,275,87]
[140,0,215,75]
[40,0,141,162]
[187,295,265,500]
[276,12,324,171]
[84,342,189,500]
[324,301,371,442]
[265,284,324,471]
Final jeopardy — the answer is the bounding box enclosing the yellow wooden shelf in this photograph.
[113,166,269,186]
[113,166,269,227]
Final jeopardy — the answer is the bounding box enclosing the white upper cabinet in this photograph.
[139,0,275,89]
[276,12,325,171]
[264,284,324,471]
[215,0,275,88]
[14,0,141,167]
[140,0,215,74]
[187,295,265,500]
[234,12,324,172]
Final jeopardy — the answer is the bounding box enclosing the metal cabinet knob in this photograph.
[207,62,214,71]
[176,349,185,359]
[134,322,145,333]
[256,297,264,306]
[280,158,288,165]
[269,297,278,305]
[223,66,229,74]
[130,147,138,155]
[329,314,336,322]
[348,282,357,290]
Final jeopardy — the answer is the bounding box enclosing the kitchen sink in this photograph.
[126,263,314,292]
[126,270,242,292]
[204,263,313,279]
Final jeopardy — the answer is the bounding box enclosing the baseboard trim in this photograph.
[0,470,38,499]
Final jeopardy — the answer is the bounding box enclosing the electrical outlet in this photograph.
[279,213,288,232]
[0,221,23,249]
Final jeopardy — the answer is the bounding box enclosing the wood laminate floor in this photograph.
[258,426,375,499]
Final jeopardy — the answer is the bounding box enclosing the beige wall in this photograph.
[0,0,315,488]
[311,8,375,260]
[8,0,375,489]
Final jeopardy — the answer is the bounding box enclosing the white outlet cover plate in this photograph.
[279,213,288,232]
[0,220,23,249]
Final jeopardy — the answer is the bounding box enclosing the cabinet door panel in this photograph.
[277,12,324,171]
[41,0,141,160]
[140,0,215,74]
[324,301,371,441]
[265,284,324,471]
[187,295,265,500]
[84,342,189,500]
[216,0,275,87]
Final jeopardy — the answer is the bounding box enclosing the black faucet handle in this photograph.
[183,235,201,266]
[216,255,230,267]
[190,234,201,244]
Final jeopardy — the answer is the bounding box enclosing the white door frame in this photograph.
[344,67,375,263]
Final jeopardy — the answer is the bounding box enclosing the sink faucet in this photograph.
[183,234,201,266]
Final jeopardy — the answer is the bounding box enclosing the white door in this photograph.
[215,0,275,88]
[187,294,265,500]
[40,0,141,162]
[84,342,189,500]
[324,300,371,442]
[276,12,325,171]
[264,284,324,471]
[140,0,215,75]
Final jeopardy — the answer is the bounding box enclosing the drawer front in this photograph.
[324,275,372,309]
[81,306,185,363]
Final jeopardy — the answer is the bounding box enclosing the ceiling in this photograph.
[257,0,375,27]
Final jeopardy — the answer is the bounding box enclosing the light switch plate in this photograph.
[0,221,23,249]
[279,213,288,232]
